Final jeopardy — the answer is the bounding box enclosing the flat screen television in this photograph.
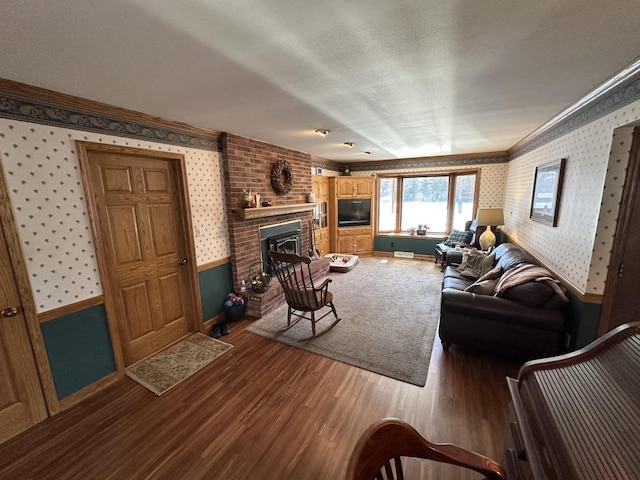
[337,198,371,227]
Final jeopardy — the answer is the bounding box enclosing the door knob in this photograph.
[2,307,18,317]
[178,258,188,265]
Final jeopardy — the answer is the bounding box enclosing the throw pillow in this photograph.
[443,229,473,246]
[476,265,502,282]
[456,251,495,279]
[465,277,500,295]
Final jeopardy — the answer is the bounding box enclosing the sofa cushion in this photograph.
[444,229,473,246]
[442,276,473,291]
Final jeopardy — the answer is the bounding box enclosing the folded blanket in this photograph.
[495,264,568,302]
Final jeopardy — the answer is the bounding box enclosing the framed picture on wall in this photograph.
[530,158,566,226]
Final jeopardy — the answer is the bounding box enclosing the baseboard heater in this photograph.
[393,251,414,259]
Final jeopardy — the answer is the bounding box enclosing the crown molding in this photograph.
[509,57,640,159]
[0,78,220,150]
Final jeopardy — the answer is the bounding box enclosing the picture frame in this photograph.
[530,158,566,226]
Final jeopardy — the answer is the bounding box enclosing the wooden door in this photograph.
[600,127,640,334]
[0,219,48,443]
[83,147,196,365]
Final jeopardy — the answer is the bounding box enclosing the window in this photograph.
[377,171,478,235]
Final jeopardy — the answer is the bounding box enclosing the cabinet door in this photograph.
[355,179,373,197]
[336,179,355,197]
[354,235,372,254]
[337,236,355,254]
[311,175,329,200]
[317,229,331,256]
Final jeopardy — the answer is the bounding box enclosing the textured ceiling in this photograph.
[1,0,639,161]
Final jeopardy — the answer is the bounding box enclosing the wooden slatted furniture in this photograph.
[268,250,341,342]
[346,418,507,480]
[504,321,640,479]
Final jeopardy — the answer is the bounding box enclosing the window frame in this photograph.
[376,169,480,236]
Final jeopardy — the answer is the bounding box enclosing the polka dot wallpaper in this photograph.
[504,99,640,295]
[0,118,229,313]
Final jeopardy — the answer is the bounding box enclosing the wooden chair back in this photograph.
[268,251,327,311]
[345,418,506,480]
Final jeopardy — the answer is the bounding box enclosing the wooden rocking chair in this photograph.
[268,250,341,342]
[346,418,507,480]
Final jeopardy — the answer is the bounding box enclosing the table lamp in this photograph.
[476,208,504,250]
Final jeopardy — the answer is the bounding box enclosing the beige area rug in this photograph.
[126,333,233,395]
[246,257,441,386]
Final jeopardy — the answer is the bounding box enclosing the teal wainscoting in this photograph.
[562,291,602,350]
[374,236,443,256]
[199,261,234,322]
[40,303,116,400]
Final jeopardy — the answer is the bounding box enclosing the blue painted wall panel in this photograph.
[198,262,234,322]
[40,304,116,399]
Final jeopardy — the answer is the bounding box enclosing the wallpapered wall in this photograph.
[0,118,230,313]
[351,163,508,209]
[504,99,640,295]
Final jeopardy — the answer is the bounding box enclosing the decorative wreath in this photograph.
[270,159,293,194]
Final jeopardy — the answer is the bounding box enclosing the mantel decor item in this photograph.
[270,159,293,194]
[476,207,505,250]
[530,158,566,227]
[242,188,254,208]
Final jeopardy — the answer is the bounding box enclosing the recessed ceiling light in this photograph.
[315,129,330,136]
[344,142,355,148]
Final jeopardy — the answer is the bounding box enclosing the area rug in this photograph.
[126,333,233,395]
[246,257,441,386]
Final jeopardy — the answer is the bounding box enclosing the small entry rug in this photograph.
[126,333,233,395]
[247,257,441,386]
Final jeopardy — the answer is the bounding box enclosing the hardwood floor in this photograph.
[0,319,520,480]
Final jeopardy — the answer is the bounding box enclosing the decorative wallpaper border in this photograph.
[349,152,509,172]
[0,89,218,151]
[510,63,640,159]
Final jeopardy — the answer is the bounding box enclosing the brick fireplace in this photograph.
[221,133,329,317]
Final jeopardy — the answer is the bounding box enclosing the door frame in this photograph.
[0,161,60,415]
[76,142,203,372]
[599,126,640,336]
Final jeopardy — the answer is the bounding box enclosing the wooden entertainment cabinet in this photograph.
[329,177,375,255]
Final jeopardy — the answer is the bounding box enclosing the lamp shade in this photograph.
[476,208,504,227]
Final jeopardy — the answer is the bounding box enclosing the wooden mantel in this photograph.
[237,203,316,220]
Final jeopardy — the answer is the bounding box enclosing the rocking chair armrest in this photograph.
[314,277,332,291]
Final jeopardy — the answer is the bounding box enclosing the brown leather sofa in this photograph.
[439,243,566,361]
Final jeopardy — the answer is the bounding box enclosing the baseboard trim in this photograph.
[203,313,226,333]
[58,371,119,412]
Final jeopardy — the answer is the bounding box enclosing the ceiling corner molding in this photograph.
[0,78,220,151]
[350,151,509,172]
[509,58,640,160]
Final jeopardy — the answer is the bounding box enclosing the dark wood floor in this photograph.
[0,318,520,480]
